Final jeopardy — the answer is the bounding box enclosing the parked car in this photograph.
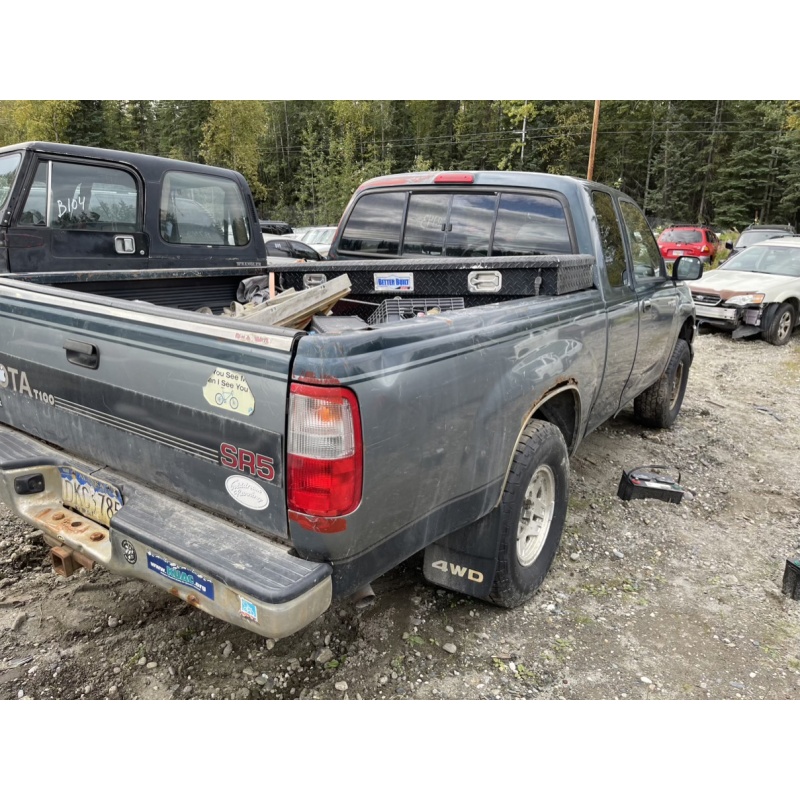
[260,220,293,236]
[727,224,796,257]
[296,226,337,257]
[263,234,322,265]
[657,225,719,267]
[687,237,800,345]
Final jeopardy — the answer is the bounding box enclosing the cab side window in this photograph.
[591,191,627,288]
[160,171,251,246]
[20,160,138,231]
[619,200,664,283]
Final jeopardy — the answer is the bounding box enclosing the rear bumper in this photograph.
[0,427,332,639]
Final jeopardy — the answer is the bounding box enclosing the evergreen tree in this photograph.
[63,101,106,147]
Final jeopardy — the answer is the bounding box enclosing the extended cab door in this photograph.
[585,190,640,429]
[7,156,148,273]
[618,199,680,401]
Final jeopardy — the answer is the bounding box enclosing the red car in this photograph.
[657,225,719,266]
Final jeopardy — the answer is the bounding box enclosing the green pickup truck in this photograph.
[0,153,703,639]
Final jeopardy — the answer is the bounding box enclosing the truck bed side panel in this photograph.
[289,291,607,590]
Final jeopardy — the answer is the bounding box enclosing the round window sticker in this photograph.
[225,476,269,510]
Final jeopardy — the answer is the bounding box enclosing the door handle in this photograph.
[114,235,136,254]
[641,299,652,312]
[64,339,99,370]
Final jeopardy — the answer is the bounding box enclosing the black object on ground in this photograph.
[782,559,800,600]
[617,465,686,504]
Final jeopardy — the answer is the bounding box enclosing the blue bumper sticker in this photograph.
[239,597,258,622]
[147,553,215,600]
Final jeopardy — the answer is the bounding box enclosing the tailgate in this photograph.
[0,278,300,540]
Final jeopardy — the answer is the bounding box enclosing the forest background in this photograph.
[1,99,797,232]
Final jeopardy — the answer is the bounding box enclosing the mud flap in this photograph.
[422,508,502,599]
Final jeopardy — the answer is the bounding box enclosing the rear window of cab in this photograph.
[337,190,573,257]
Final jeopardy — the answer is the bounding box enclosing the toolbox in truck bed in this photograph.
[270,254,595,299]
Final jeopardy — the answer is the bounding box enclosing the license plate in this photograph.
[674,250,684,256]
[59,467,122,527]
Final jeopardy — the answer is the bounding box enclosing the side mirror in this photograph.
[672,255,703,282]
[725,241,733,250]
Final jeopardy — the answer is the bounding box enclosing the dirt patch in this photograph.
[2,331,800,700]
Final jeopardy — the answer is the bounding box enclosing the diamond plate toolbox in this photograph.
[270,254,595,298]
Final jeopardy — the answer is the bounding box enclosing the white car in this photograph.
[687,238,800,345]
[296,226,336,257]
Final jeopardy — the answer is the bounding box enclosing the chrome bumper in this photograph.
[0,427,332,640]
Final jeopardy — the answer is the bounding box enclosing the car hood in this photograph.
[687,269,799,298]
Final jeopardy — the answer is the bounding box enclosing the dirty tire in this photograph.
[633,338,691,429]
[489,420,569,609]
[764,302,796,346]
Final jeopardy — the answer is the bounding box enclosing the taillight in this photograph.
[433,172,474,184]
[701,245,709,254]
[288,383,363,518]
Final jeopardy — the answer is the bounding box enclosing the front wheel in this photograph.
[633,338,691,429]
[764,302,796,346]
[489,420,569,608]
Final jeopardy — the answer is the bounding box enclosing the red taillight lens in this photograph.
[287,384,363,518]
[701,245,710,253]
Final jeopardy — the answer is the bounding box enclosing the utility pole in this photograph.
[587,100,601,181]
[520,101,528,167]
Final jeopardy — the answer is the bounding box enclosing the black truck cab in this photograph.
[0,142,267,309]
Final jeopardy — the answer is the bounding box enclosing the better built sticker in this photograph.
[374,273,414,292]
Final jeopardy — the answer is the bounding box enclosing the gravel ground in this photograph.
[2,330,800,701]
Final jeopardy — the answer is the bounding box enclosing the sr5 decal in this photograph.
[220,443,275,483]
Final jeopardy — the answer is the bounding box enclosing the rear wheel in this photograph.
[489,420,569,608]
[764,302,796,346]
[633,338,691,429]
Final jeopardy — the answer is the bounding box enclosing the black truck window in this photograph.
[619,200,665,283]
[403,193,449,256]
[160,171,251,246]
[20,161,138,230]
[491,194,571,255]
[444,194,495,257]
[591,191,627,287]
[337,191,405,255]
[339,188,571,258]
[0,153,21,212]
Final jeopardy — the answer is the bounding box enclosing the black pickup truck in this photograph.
[0,141,268,310]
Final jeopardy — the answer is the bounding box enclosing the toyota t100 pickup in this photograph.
[0,157,703,639]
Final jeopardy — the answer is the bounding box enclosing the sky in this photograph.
[9,3,790,101]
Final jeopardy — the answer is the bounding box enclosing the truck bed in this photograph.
[270,254,595,325]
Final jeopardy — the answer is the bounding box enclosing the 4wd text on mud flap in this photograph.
[430,560,484,583]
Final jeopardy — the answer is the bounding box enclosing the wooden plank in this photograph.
[237,275,351,329]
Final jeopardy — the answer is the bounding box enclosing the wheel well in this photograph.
[784,297,799,317]
[762,299,799,330]
[680,316,695,346]
[530,386,580,453]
